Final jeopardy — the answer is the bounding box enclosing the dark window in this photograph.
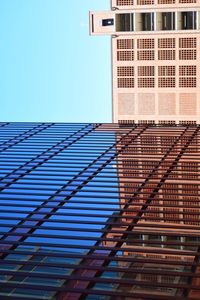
[162,12,175,30]
[142,13,154,31]
[116,13,134,31]
[181,11,196,30]
[102,19,114,26]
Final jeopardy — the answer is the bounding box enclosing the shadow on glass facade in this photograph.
[0,122,200,299]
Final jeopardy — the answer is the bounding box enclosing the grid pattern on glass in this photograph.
[158,38,175,49]
[117,66,134,77]
[158,0,175,4]
[138,77,155,88]
[158,50,175,60]
[138,66,154,77]
[179,77,196,88]
[158,66,175,76]
[116,0,134,5]
[137,39,155,49]
[0,123,200,299]
[118,77,134,88]
[179,0,196,2]
[137,0,154,5]
[179,49,197,60]
[137,50,154,60]
[158,77,176,87]
[117,39,134,50]
[179,38,196,48]
[158,66,176,88]
[117,51,134,61]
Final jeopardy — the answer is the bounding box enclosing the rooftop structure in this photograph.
[90,0,200,124]
[0,122,200,299]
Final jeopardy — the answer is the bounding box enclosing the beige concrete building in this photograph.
[90,0,200,124]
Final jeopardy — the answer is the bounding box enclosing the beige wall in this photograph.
[112,33,200,123]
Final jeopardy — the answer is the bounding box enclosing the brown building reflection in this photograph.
[102,122,200,299]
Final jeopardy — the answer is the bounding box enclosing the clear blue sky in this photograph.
[0,0,111,122]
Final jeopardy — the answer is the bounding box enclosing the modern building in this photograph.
[0,122,200,299]
[90,0,200,124]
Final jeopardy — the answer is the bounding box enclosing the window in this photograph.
[158,0,175,3]
[138,66,154,76]
[181,12,196,30]
[116,13,134,31]
[141,13,154,31]
[117,51,134,61]
[158,78,175,88]
[162,12,175,30]
[158,66,175,77]
[117,0,134,5]
[117,39,134,50]
[137,0,154,4]
[117,66,135,89]
[138,66,155,88]
[138,78,155,88]
[179,65,196,76]
[102,19,114,26]
[137,50,154,60]
[158,50,175,60]
[158,38,175,48]
[137,38,155,49]
[117,66,134,77]
[179,77,196,88]
[179,37,196,48]
[179,49,196,60]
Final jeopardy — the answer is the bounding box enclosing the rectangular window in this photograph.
[117,39,134,50]
[158,66,175,77]
[179,77,196,88]
[137,39,155,49]
[138,66,154,76]
[138,78,155,88]
[118,78,134,88]
[158,50,175,60]
[116,13,134,31]
[137,50,154,60]
[179,49,196,60]
[102,19,114,26]
[179,37,196,48]
[162,12,175,30]
[141,13,154,31]
[137,0,154,4]
[117,51,134,61]
[158,78,175,88]
[117,0,134,5]
[181,12,196,30]
[117,66,134,77]
[158,38,175,48]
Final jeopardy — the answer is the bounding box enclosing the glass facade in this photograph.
[0,122,200,299]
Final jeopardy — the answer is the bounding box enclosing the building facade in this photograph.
[90,0,200,124]
[0,122,200,299]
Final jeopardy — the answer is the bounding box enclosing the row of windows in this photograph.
[115,12,197,32]
[116,0,196,5]
[117,65,196,77]
[117,49,197,61]
[117,77,197,88]
[117,38,196,50]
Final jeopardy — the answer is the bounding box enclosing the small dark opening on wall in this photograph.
[102,19,114,26]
